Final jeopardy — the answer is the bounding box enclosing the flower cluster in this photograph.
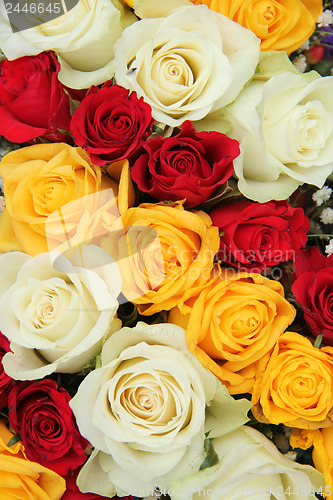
[0,0,332,499]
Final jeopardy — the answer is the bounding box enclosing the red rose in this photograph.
[292,246,333,344]
[70,83,153,166]
[0,332,15,409]
[210,200,309,272]
[0,51,72,143]
[8,379,88,475]
[131,120,239,207]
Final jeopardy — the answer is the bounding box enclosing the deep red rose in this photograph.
[0,51,72,143]
[70,82,153,166]
[0,332,15,409]
[210,200,310,272]
[131,120,239,207]
[292,246,333,344]
[8,379,88,476]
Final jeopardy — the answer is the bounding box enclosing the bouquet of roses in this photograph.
[0,0,332,498]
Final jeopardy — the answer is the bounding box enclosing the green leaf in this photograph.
[314,334,323,349]
[199,438,219,471]
[7,433,20,447]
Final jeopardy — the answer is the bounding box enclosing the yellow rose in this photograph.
[251,332,333,428]
[291,427,333,498]
[0,420,66,499]
[101,201,219,314]
[189,0,322,54]
[0,143,118,256]
[169,269,295,394]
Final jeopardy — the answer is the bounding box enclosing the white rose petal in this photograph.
[70,322,251,496]
[225,69,333,202]
[0,245,122,379]
[0,0,136,88]
[170,426,324,500]
[114,4,260,126]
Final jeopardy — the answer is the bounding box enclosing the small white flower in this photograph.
[299,40,310,50]
[312,186,332,206]
[325,239,333,256]
[293,55,307,73]
[320,207,333,225]
[317,9,333,27]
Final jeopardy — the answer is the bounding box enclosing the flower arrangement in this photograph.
[0,0,332,499]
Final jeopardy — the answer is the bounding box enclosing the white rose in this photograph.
[224,69,333,202]
[170,426,324,500]
[114,4,260,126]
[0,0,136,89]
[70,322,251,497]
[0,245,122,380]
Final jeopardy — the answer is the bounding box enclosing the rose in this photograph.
[0,52,71,144]
[101,200,219,314]
[251,331,333,429]
[0,143,119,256]
[223,62,333,202]
[0,332,15,409]
[210,200,309,272]
[0,245,122,380]
[8,379,88,475]
[170,426,324,500]
[70,322,251,497]
[291,427,333,498]
[0,419,66,499]
[0,0,137,89]
[131,120,239,207]
[169,269,296,394]
[188,0,322,54]
[114,4,260,126]
[292,247,333,345]
[63,468,117,499]
[70,83,153,167]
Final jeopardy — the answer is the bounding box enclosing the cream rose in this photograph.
[0,245,122,380]
[114,4,260,126]
[223,63,333,202]
[70,322,251,497]
[170,426,324,500]
[0,0,136,89]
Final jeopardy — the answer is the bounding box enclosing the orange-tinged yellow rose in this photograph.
[291,427,333,497]
[0,420,66,499]
[101,201,219,314]
[251,332,333,429]
[189,0,322,54]
[169,269,295,394]
[0,143,120,256]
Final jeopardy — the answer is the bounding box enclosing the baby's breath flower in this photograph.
[299,40,310,50]
[293,55,307,73]
[317,9,333,27]
[325,239,333,256]
[320,207,333,225]
[312,186,332,206]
